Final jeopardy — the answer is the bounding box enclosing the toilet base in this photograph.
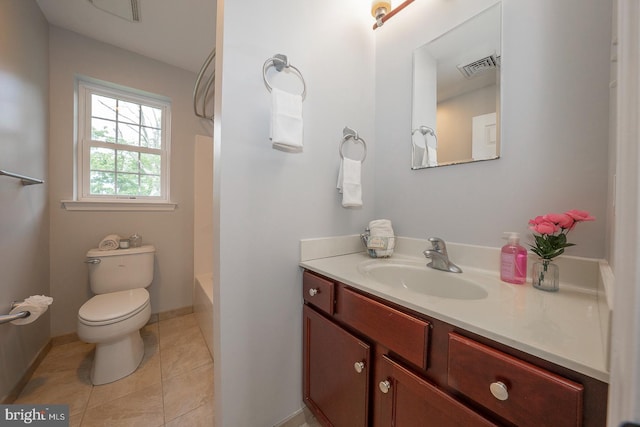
[90,330,144,385]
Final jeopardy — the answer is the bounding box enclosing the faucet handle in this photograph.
[428,237,447,253]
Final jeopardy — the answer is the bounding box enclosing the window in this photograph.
[76,79,171,205]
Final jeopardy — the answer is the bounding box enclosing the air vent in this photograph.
[457,54,499,79]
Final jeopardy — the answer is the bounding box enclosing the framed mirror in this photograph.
[411,3,501,169]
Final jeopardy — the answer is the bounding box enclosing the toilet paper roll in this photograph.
[9,303,49,325]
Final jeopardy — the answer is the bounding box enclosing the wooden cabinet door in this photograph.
[303,305,370,427]
[375,355,497,427]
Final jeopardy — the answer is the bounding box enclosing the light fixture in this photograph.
[87,0,141,22]
[371,0,415,30]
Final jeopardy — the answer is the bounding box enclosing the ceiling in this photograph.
[36,0,216,74]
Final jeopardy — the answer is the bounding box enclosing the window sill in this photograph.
[61,200,177,212]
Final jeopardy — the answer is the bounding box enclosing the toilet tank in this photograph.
[86,245,155,294]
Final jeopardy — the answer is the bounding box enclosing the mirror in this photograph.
[411,3,501,169]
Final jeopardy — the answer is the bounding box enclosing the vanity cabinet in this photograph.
[302,270,608,427]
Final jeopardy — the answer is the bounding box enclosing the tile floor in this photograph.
[14,313,214,427]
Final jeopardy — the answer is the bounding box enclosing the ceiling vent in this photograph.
[457,54,499,79]
[88,0,141,22]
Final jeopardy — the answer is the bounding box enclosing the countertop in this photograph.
[299,237,610,383]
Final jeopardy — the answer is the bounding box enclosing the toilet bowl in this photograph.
[78,288,151,385]
[77,245,155,385]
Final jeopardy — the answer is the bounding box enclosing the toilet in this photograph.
[77,245,155,385]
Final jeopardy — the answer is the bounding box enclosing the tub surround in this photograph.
[300,235,611,382]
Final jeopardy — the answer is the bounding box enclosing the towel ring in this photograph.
[340,127,367,162]
[262,54,307,99]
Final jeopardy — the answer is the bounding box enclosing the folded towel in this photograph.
[368,219,395,257]
[337,158,362,207]
[270,87,303,152]
[426,146,438,167]
[98,234,121,251]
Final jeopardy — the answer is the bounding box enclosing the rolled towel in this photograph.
[98,234,121,251]
[368,219,395,257]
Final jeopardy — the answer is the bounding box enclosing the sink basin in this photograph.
[358,259,488,300]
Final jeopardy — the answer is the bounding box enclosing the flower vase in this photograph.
[532,259,559,292]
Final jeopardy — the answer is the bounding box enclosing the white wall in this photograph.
[48,27,210,335]
[213,0,375,425]
[374,0,611,259]
[0,0,50,401]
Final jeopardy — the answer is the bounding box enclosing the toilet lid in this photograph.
[79,288,149,325]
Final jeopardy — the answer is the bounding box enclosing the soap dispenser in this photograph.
[500,232,527,284]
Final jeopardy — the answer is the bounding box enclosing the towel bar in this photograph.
[0,169,44,185]
[0,310,30,325]
[340,127,367,162]
[263,54,307,99]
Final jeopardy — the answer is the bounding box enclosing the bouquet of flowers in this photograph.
[528,209,595,260]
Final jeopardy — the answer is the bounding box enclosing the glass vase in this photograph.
[532,259,559,292]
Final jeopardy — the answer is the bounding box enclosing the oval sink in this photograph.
[358,259,488,300]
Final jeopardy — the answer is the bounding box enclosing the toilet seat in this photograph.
[79,288,150,326]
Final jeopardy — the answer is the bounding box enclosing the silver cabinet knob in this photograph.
[354,361,365,374]
[490,381,509,401]
[379,380,392,394]
[84,258,101,264]
[308,288,319,297]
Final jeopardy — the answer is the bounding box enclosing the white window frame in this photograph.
[66,78,175,211]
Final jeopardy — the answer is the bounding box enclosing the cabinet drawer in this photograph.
[303,271,335,315]
[448,333,583,427]
[336,286,430,369]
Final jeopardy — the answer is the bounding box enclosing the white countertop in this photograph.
[299,236,611,383]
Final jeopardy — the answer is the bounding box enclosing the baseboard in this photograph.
[274,405,319,427]
[2,340,52,404]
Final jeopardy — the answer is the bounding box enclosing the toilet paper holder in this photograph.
[0,302,30,325]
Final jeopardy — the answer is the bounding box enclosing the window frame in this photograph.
[76,79,172,204]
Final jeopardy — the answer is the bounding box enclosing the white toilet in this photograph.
[77,245,155,385]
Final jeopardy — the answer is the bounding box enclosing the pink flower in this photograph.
[529,221,558,235]
[544,213,575,229]
[528,215,546,226]
[565,209,595,222]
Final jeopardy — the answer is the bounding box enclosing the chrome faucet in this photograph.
[423,237,462,273]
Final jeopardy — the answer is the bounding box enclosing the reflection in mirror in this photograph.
[411,3,501,169]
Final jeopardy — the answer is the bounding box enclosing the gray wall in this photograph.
[0,0,50,401]
[213,0,612,424]
[48,27,210,336]
[374,0,611,259]
[213,0,375,425]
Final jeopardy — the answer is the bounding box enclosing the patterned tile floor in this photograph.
[14,313,214,426]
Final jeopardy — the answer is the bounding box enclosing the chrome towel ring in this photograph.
[263,54,307,99]
[340,127,367,162]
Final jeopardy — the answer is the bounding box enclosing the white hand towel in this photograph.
[337,158,362,208]
[426,146,438,167]
[270,87,303,152]
[98,234,121,251]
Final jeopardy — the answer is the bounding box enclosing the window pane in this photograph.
[118,123,140,146]
[141,105,162,129]
[140,153,161,175]
[92,95,117,121]
[118,100,140,124]
[116,173,139,195]
[140,175,161,196]
[140,126,161,148]
[90,147,115,171]
[90,171,115,195]
[91,118,116,142]
[117,150,140,173]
